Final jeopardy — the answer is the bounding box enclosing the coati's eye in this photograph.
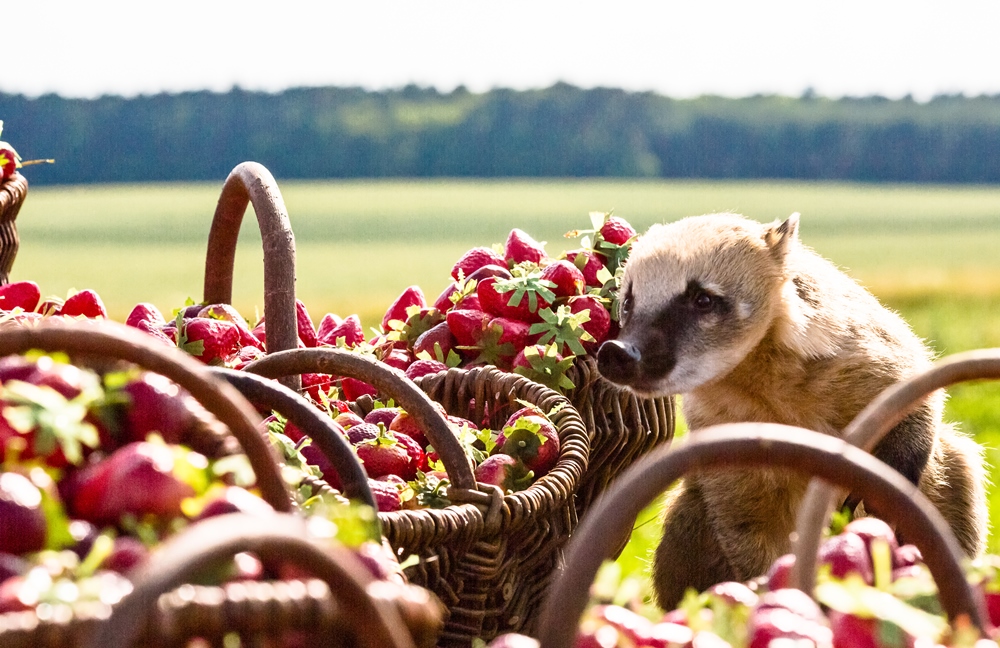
[692,290,715,312]
[619,289,633,322]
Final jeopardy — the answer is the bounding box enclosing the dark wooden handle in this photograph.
[202,162,298,388]
[792,348,1000,596]
[0,172,29,285]
[536,423,984,648]
[0,319,293,512]
[209,366,378,512]
[244,348,477,490]
[83,513,416,648]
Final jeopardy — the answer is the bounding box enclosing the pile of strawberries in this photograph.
[490,517,1000,648]
[0,213,632,516]
[0,352,400,617]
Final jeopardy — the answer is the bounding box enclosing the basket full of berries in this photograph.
[498,423,988,648]
[243,346,591,647]
[0,320,442,648]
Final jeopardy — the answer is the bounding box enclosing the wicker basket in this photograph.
[83,513,442,648]
[564,356,675,519]
[0,172,28,285]
[534,423,987,648]
[243,347,591,646]
[0,321,441,648]
[792,348,1000,595]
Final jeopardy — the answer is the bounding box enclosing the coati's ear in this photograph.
[763,212,800,260]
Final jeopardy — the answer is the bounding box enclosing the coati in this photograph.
[596,212,987,610]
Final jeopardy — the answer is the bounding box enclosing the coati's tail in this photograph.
[918,425,989,557]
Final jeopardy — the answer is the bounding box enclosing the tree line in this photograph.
[3,83,1000,185]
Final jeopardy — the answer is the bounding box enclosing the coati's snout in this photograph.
[597,339,676,388]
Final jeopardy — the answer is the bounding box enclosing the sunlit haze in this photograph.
[6,0,1000,101]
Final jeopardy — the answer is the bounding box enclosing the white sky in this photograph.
[5,0,1000,101]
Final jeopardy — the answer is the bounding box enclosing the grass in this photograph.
[11,177,1000,581]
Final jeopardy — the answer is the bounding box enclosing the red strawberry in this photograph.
[341,376,377,401]
[67,442,200,525]
[818,531,874,584]
[318,314,365,347]
[59,289,107,319]
[413,321,457,363]
[452,247,506,281]
[334,411,365,430]
[478,276,549,322]
[843,517,899,561]
[117,372,202,445]
[568,295,612,351]
[382,285,426,332]
[299,373,337,401]
[491,317,532,356]
[100,536,150,575]
[539,260,585,298]
[136,321,178,348]
[405,359,448,380]
[277,417,344,489]
[455,292,482,312]
[194,486,275,521]
[368,478,402,512]
[467,264,514,283]
[446,308,492,347]
[179,317,241,365]
[599,216,637,246]
[0,144,18,180]
[496,410,560,477]
[504,228,546,265]
[389,411,431,450]
[0,472,46,555]
[432,283,459,312]
[0,281,41,312]
[198,303,262,350]
[295,300,318,348]
[565,250,606,287]
[355,428,417,480]
[251,317,267,349]
[365,407,401,429]
[765,554,796,591]
[125,302,165,329]
[381,348,413,372]
[474,454,533,493]
[316,313,343,341]
[392,431,424,470]
[347,422,379,445]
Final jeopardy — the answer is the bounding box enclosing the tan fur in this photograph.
[596,212,988,610]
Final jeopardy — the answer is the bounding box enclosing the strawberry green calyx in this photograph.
[529,304,594,357]
[492,272,557,314]
[410,471,451,509]
[1,379,101,466]
[513,344,576,393]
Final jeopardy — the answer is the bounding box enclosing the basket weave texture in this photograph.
[0,172,28,285]
[364,365,591,646]
[565,356,675,518]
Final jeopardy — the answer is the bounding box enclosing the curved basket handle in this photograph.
[792,348,1000,596]
[0,172,29,285]
[244,348,477,491]
[0,319,293,513]
[83,513,417,648]
[535,423,985,648]
[209,366,378,511]
[202,162,298,381]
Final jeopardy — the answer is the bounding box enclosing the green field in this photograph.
[11,178,1000,575]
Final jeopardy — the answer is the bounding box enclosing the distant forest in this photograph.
[3,83,1000,185]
